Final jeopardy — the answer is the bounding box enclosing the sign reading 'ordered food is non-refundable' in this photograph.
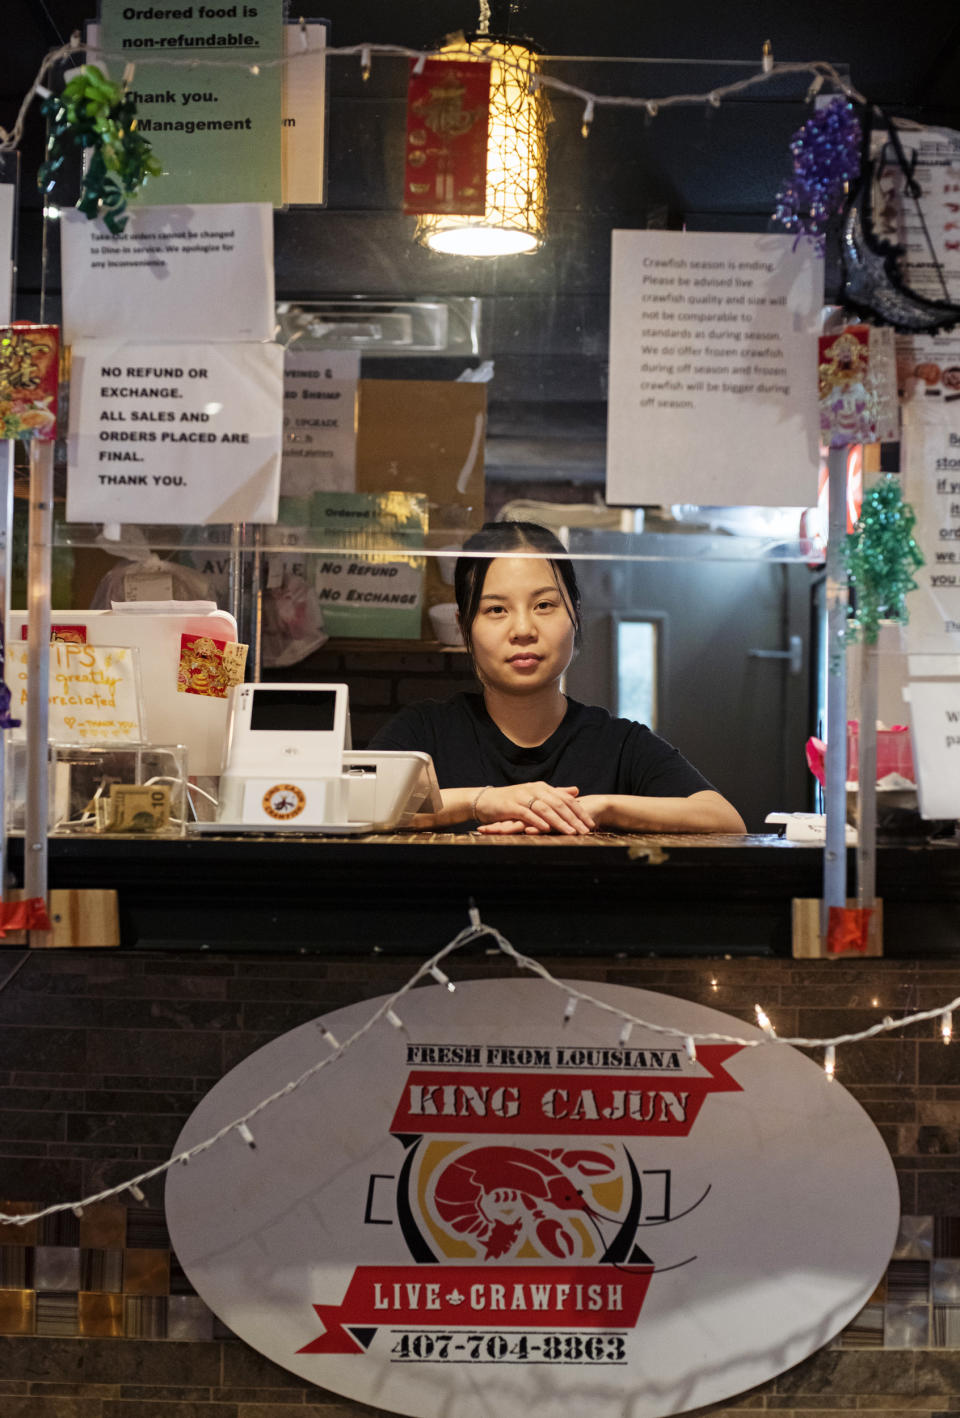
[165,978,899,1418]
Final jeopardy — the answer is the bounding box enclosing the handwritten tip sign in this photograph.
[12,642,143,744]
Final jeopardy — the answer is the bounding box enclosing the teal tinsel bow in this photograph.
[38,65,163,235]
[844,476,924,644]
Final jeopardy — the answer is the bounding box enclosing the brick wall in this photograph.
[2,949,960,1416]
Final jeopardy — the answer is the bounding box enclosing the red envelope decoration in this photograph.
[0,324,59,442]
[404,58,489,216]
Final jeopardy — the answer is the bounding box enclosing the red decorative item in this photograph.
[0,897,54,936]
[404,58,489,216]
[827,904,873,955]
[177,633,247,699]
[20,625,87,644]
[0,324,59,441]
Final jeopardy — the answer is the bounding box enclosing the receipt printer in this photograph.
[216,683,441,831]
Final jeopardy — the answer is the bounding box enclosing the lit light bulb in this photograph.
[943,1011,953,1045]
[755,1004,776,1036]
[824,1045,836,1079]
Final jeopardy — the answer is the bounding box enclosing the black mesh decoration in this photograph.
[840,108,960,334]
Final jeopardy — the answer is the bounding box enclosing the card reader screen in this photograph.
[250,689,337,733]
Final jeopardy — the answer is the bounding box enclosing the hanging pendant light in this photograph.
[416,33,549,258]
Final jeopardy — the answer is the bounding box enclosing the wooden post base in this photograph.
[792,898,883,958]
[0,890,121,948]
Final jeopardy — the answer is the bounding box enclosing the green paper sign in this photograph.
[99,0,283,206]
[310,492,428,639]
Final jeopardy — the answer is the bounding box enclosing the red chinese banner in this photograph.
[298,1263,654,1355]
[0,324,59,441]
[390,1047,744,1138]
[404,58,489,216]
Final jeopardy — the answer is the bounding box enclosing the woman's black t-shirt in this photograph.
[368,693,713,798]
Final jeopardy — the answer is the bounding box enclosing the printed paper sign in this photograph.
[0,184,13,324]
[818,325,898,447]
[98,0,283,207]
[900,399,960,653]
[11,642,142,744]
[905,680,960,817]
[66,340,283,524]
[311,491,426,638]
[166,979,898,1418]
[0,325,59,441]
[61,204,274,344]
[282,21,328,205]
[404,58,489,215]
[281,350,359,496]
[177,633,247,697]
[606,231,822,506]
[20,625,87,644]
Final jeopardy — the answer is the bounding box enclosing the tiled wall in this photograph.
[2,949,960,1416]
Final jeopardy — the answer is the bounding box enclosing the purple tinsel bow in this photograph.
[773,97,862,254]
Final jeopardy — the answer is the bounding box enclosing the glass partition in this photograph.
[12,51,861,831]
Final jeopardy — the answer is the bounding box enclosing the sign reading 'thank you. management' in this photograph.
[98,0,283,206]
[166,978,898,1418]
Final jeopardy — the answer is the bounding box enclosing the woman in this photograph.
[369,522,746,835]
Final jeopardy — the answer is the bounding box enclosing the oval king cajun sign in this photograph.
[166,980,899,1418]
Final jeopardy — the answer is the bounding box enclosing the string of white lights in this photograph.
[0,910,956,1229]
[0,31,867,158]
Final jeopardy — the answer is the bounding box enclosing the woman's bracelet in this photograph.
[471,785,492,819]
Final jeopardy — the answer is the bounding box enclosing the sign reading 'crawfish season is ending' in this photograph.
[165,979,898,1418]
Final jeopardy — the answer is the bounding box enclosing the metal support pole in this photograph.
[227,522,243,627]
[24,439,53,902]
[822,444,851,936]
[857,641,878,909]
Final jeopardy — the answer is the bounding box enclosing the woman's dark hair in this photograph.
[453,521,582,665]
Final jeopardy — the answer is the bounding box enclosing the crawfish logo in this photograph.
[422,1144,619,1261]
